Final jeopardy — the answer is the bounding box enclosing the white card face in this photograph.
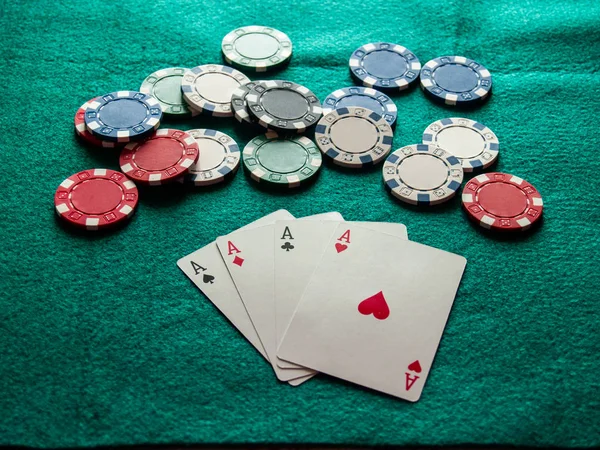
[216,225,313,382]
[284,211,342,384]
[274,220,408,370]
[300,211,343,221]
[278,223,466,402]
[177,209,294,361]
[287,373,314,387]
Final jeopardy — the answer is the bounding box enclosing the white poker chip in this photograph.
[422,117,499,172]
[315,107,393,168]
[221,26,292,72]
[185,129,241,186]
[383,144,464,206]
[181,64,251,117]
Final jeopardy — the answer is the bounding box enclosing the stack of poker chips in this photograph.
[55,25,543,234]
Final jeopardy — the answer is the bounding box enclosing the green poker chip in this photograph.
[221,26,293,72]
[140,67,197,116]
[242,131,322,188]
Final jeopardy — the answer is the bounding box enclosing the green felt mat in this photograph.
[1,0,599,447]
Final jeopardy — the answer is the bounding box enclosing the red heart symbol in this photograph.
[408,360,422,373]
[335,242,348,253]
[358,291,390,320]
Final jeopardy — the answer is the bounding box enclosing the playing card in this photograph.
[216,225,314,382]
[287,373,314,387]
[177,210,294,362]
[300,211,343,221]
[274,220,408,370]
[278,222,466,402]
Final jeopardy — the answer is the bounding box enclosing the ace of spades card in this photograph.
[176,210,295,363]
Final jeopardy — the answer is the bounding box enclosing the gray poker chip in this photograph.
[231,81,261,125]
[245,80,322,133]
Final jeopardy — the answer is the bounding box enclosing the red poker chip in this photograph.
[119,128,199,185]
[54,168,139,231]
[461,172,544,231]
[74,98,117,148]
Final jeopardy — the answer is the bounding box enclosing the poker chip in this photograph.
[383,144,464,206]
[231,81,261,125]
[54,168,138,231]
[74,98,116,148]
[185,129,241,186]
[349,42,421,92]
[242,131,322,188]
[119,129,199,185]
[84,91,162,143]
[245,80,322,133]
[181,64,250,117]
[221,25,292,72]
[322,87,398,127]
[420,56,492,106]
[462,172,544,231]
[422,117,499,172]
[140,67,197,116]
[314,107,394,168]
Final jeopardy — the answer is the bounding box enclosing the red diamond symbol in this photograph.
[233,256,244,267]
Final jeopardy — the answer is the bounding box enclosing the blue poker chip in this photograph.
[322,87,398,127]
[420,56,492,106]
[84,91,162,143]
[349,42,421,92]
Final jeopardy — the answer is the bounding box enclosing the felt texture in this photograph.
[1,0,599,447]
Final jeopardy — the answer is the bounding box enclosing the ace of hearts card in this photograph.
[277,222,467,402]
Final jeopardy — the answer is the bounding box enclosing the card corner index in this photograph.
[177,243,211,273]
[177,255,195,274]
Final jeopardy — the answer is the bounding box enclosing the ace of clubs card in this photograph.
[274,220,408,370]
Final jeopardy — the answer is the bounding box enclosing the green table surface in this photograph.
[1,0,599,448]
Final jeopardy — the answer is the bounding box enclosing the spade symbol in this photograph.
[203,274,215,284]
[281,242,294,252]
